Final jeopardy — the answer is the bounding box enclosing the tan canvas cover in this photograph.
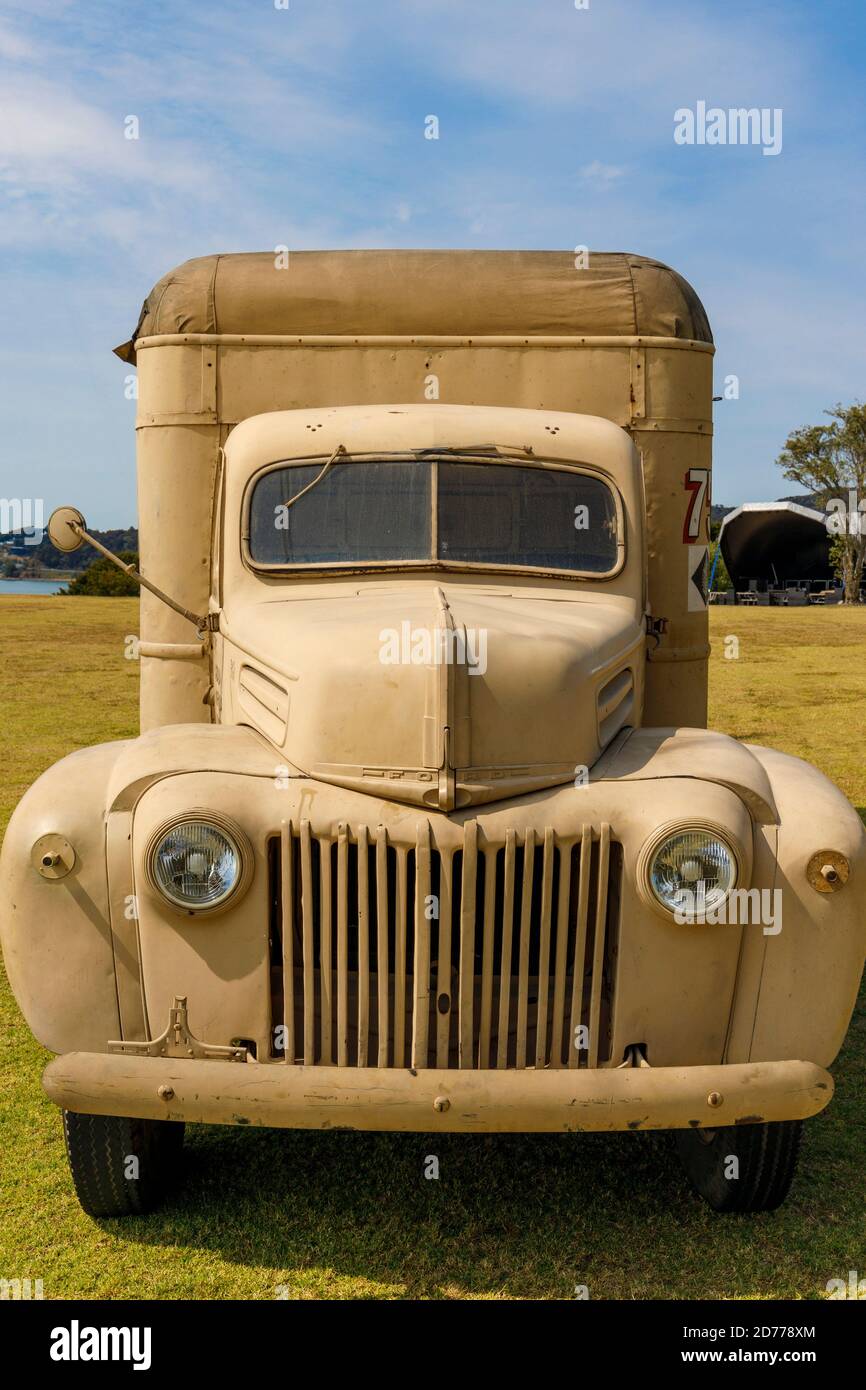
[115,250,712,362]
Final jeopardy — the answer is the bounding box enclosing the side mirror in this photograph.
[47,506,87,553]
[45,505,216,635]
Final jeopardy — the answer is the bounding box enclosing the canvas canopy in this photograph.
[114,250,712,363]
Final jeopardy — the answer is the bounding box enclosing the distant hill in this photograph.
[0,527,139,571]
[776,493,824,511]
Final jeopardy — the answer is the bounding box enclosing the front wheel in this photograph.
[675,1119,803,1213]
[62,1110,185,1217]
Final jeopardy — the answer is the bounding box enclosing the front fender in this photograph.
[727,746,866,1067]
[0,742,130,1052]
[1,725,281,1055]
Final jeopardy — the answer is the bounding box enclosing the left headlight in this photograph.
[146,816,252,913]
[644,828,737,918]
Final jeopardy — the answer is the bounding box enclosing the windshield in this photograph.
[248,457,619,575]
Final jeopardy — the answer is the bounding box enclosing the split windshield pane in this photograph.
[250,460,429,564]
[437,462,617,572]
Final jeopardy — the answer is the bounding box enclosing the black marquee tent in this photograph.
[718,501,832,593]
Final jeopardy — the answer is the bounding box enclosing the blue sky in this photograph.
[1,0,864,527]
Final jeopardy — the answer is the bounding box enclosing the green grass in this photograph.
[0,598,864,1300]
[708,606,866,817]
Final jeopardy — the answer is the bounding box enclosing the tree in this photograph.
[776,403,866,603]
[63,553,140,597]
[708,538,732,592]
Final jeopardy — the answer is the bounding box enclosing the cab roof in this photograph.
[223,403,639,477]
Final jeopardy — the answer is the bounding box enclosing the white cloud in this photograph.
[0,17,34,59]
[579,160,625,185]
[0,77,220,195]
[0,5,388,254]
[390,0,803,121]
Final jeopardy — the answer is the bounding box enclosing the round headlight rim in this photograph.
[144,811,254,917]
[637,820,743,923]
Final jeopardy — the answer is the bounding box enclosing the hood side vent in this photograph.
[239,665,290,745]
[598,668,634,747]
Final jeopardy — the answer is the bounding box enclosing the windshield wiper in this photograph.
[281,443,346,510]
[413,444,537,458]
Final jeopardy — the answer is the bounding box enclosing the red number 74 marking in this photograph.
[683,468,710,542]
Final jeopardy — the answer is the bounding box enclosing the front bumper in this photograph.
[42,1055,833,1133]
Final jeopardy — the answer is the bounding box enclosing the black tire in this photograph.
[675,1119,803,1213]
[62,1110,185,1217]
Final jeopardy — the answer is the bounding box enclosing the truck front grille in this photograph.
[267,820,621,1070]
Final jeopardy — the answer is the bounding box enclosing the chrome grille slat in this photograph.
[478,850,497,1068]
[394,847,408,1068]
[568,824,593,1070]
[435,850,454,1068]
[515,827,535,1069]
[549,835,574,1069]
[356,825,370,1067]
[496,829,517,1069]
[299,820,315,1066]
[534,828,555,1068]
[273,819,620,1072]
[319,835,333,1065]
[458,821,478,1069]
[412,821,432,1069]
[375,828,389,1068]
[587,821,611,1069]
[336,823,349,1067]
[279,819,295,1064]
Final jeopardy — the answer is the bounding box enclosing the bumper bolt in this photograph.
[707,1091,723,1109]
[433,1095,450,1113]
[157,1084,174,1101]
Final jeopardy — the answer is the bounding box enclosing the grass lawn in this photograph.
[0,598,864,1300]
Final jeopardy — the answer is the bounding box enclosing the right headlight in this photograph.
[146,814,253,913]
[646,828,737,917]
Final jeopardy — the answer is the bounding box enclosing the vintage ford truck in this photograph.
[2,251,863,1216]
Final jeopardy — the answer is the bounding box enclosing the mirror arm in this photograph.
[70,524,216,633]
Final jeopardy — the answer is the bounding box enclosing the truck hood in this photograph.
[223,584,644,810]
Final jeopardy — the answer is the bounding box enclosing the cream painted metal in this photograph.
[218,405,645,812]
[43,1053,832,1134]
[5,726,863,1080]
